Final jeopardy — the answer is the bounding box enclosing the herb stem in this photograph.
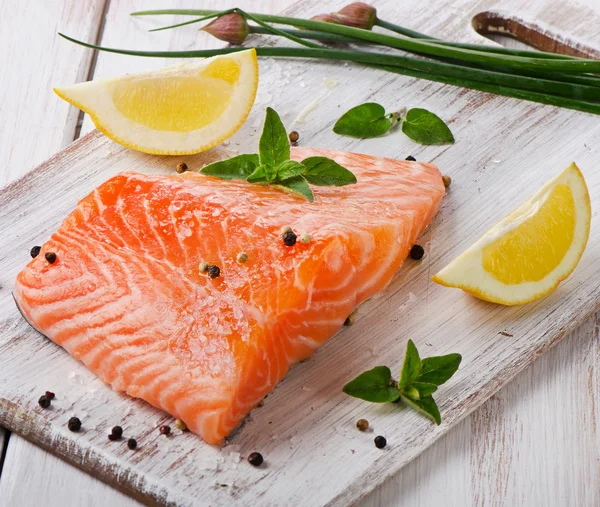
[58,33,600,115]
[131,9,599,73]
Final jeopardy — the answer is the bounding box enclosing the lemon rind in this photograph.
[54,49,259,155]
[432,163,591,306]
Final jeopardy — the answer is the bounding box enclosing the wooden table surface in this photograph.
[1,1,599,506]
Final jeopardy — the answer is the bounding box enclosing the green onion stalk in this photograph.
[58,33,600,115]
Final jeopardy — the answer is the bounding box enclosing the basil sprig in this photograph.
[342,340,461,425]
[333,102,454,145]
[201,107,356,202]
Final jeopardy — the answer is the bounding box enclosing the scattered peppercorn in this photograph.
[198,261,209,273]
[281,225,292,234]
[30,246,41,258]
[176,162,188,174]
[282,230,297,247]
[207,264,220,279]
[159,425,171,436]
[356,419,369,432]
[111,426,123,439]
[45,252,57,264]
[409,244,425,260]
[175,419,188,432]
[45,391,55,400]
[344,310,357,326]
[405,155,416,161]
[288,131,299,144]
[442,175,452,188]
[237,252,248,264]
[374,435,387,449]
[127,438,137,450]
[247,452,264,467]
[38,395,51,409]
[108,433,120,441]
[299,233,311,244]
[68,417,82,432]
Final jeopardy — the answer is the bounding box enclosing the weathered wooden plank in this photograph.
[3,0,600,507]
[0,0,108,186]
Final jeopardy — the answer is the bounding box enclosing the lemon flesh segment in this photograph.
[433,163,591,305]
[53,50,258,155]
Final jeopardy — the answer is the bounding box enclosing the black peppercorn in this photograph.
[108,433,120,441]
[207,264,220,279]
[68,417,82,432]
[247,452,263,467]
[45,391,55,400]
[127,438,137,450]
[282,230,297,247]
[405,155,416,161]
[45,252,57,264]
[111,426,123,439]
[409,245,425,260]
[38,395,51,409]
[30,246,41,258]
[374,435,387,449]
[159,425,171,436]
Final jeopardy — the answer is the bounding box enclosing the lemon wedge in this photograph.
[433,163,591,305]
[54,49,258,155]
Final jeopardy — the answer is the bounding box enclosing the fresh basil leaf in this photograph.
[333,102,393,138]
[342,366,402,403]
[412,382,438,397]
[417,354,462,386]
[401,108,454,145]
[200,154,259,180]
[301,157,357,186]
[399,339,421,388]
[259,107,290,168]
[246,164,268,184]
[401,395,442,425]
[402,385,420,400]
[274,175,315,202]
[276,160,306,181]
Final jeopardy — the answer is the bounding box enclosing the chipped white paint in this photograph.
[1,0,600,506]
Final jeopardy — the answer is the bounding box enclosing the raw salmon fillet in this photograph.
[14,147,445,444]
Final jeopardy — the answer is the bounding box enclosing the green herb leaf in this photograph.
[401,108,454,145]
[342,366,402,403]
[417,354,462,386]
[333,102,393,138]
[274,175,315,202]
[200,154,259,180]
[246,164,268,184]
[412,381,438,397]
[401,395,442,425]
[399,339,421,388]
[276,160,306,181]
[401,385,421,400]
[259,107,290,168]
[301,157,357,186]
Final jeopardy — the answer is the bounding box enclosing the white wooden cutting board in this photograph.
[1,0,600,505]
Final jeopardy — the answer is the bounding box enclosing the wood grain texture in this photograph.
[0,0,108,185]
[1,0,600,506]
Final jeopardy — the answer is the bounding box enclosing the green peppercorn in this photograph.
[410,245,425,260]
[175,419,188,432]
[344,311,357,326]
[45,252,57,264]
[374,435,387,449]
[237,252,248,264]
[30,246,41,258]
[248,452,263,467]
[299,233,311,244]
[289,131,299,144]
[442,175,452,188]
[198,261,209,273]
[281,225,292,234]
